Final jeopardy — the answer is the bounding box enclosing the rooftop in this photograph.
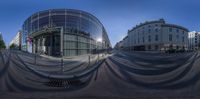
[128,19,189,32]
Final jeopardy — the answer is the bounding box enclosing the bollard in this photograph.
[98,53,99,62]
[88,55,90,67]
[35,54,37,65]
[61,58,64,73]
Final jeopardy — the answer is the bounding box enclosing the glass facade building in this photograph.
[22,9,111,57]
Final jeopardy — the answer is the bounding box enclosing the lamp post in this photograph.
[60,27,64,73]
[88,54,90,68]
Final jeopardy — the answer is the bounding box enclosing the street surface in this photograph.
[1,50,200,99]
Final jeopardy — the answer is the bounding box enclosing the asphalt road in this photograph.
[1,50,200,99]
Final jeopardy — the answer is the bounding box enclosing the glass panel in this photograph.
[51,9,65,15]
[66,15,79,30]
[39,16,49,29]
[64,41,77,49]
[51,15,65,27]
[31,20,38,32]
[64,34,77,41]
[39,11,49,17]
[78,36,87,43]
[169,34,172,41]
[64,50,77,56]
[32,13,38,21]
[27,18,31,33]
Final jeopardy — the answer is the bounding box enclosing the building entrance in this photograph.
[34,32,61,57]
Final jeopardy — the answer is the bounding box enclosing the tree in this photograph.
[9,44,18,50]
[0,40,6,50]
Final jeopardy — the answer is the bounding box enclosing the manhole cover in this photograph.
[46,78,84,88]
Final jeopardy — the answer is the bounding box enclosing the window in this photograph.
[169,28,172,32]
[64,34,77,41]
[142,37,145,43]
[182,37,185,42]
[176,29,179,33]
[155,28,158,32]
[169,34,172,41]
[148,35,151,42]
[78,42,88,49]
[64,41,77,49]
[78,49,87,55]
[182,31,185,34]
[148,45,151,50]
[176,35,179,39]
[31,20,38,32]
[39,16,49,29]
[142,31,144,35]
[148,29,151,33]
[51,9,65,15]
[78,36,87,43]
[39,11,49,17]
[155,45,158,50]
[51,15,65,27]
[155,35,158,41]
[32,13,38,20]
[195,33,198,35]
[64,50,77,56]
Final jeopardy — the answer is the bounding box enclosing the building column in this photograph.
[42,35,46,54]
[60,27,64,56]
[37,37,40,54]
[39,36,43,54]
[32,39,35,54]
[50,34,53,56]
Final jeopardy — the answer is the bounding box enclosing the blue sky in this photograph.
[0,0,200,47]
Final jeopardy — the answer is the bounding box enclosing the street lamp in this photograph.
[60,27,64,73]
